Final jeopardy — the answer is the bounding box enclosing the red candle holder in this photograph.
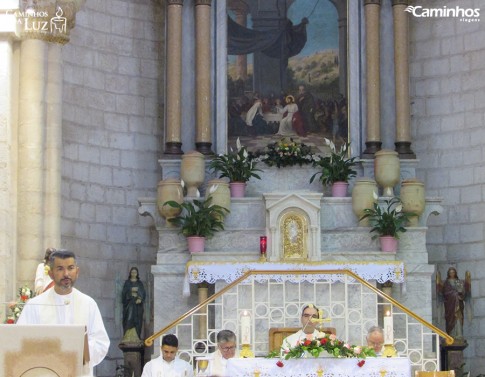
[260,236,267,254]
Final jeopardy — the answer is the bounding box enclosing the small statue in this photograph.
[436,267,472,341]
[121,267,146,342]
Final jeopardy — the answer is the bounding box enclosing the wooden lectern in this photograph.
[0,325,88,377]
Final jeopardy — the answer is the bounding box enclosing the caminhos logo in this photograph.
[405,5,480,23]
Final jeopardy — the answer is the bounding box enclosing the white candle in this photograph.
[241,310,251,344]
[384,311,394,344]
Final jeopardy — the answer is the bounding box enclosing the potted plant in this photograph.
[359,196,414,252]
[164,197,229,252]
[209,138,261,197]
[309,138,357,197]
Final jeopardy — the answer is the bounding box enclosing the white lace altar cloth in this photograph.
[226,357,411,377]
[184,261,404,296]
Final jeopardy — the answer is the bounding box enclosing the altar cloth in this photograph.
[226,357,411,377]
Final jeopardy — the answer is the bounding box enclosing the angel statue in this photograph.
[436,267,472,341]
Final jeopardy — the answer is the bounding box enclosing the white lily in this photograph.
[236,137,242,151]
[373,191,379,200]
[243,149,248,158]
[209,184,218,194]
[395,204,402,213]
[196,189,201,198]
[180,179,185,188]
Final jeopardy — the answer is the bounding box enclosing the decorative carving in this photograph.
[281,212,308,260]
[195,0,212,5]
[167,0,184,5]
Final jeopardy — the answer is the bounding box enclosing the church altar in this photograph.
[225,357,411,377]
[184,260,405,295]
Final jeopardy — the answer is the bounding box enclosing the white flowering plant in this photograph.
[209,138,261,183]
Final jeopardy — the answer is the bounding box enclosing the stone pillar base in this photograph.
[195,142,213,155]
[165,142,184,155]
[119,341,145,377]
[440,340,468,373]
[395,141,416,159]
[362,141,382,158]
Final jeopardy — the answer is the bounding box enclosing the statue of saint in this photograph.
[436,267,472,341]
[122,267,146,342]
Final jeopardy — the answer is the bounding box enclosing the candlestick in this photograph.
[260,236,267,254]
[241,310,251,344]
[383,310,394,344]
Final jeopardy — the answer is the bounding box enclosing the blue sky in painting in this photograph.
[287,0,338,55]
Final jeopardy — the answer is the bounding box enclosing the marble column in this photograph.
[392,0,415,158]
[194,0,213,155]
[16,0,84,283]
[362,0,382,158]
[165,0,184,155]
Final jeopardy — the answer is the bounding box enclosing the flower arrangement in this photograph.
[359,196,414,239]
[310,139,357,186]
[5,285,33,324]
[209,138,261,183]
[281,332,376,360]
[254,138,316,168]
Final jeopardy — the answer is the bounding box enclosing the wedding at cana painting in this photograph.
[226,0,348,154]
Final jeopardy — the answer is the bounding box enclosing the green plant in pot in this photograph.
[309,139,357,197]
[209,138,261,197]
[164,196,229,252]
[359,196,415,252]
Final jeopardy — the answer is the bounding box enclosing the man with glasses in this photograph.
[208,329,239,376]
[281,304,320,349]
[366,326,384,355]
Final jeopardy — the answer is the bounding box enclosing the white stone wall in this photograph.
[60,0,163,374]
[410,0,485,374]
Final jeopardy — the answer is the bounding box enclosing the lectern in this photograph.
[0,324,88,377]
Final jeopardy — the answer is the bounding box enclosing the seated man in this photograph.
[141,334,193,377]
[281,304,320,349]
[366,326,384,356]
[208,330,239,376]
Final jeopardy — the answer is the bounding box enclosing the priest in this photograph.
[17,250,110,376]
[281,304,320,349]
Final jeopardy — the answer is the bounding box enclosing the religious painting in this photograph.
[226,0,348,153]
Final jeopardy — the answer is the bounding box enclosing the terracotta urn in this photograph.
[400,179,425,226]
[206,179,231,216]
[374,149,400,197]
[157,178,183,226]
[181,150,205,197]
[352,177,378,226]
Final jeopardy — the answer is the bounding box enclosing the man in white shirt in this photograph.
[17,250,110,376]
[141,334,193,377]
[281,304,320,349]
[366,326,384,356]
[207,330,239,376]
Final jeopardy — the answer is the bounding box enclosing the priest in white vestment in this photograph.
[17,250,110,376]
[207,330,239,377]
[281,304,320,350]
[141,334,193,377]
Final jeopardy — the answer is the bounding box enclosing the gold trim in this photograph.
[145,269,453,347]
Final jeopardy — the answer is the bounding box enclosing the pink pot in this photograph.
[379,236,398,252]
[331,182,349,197]
[187,236,205,253]
[229,182,246,198]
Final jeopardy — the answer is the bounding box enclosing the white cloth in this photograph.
[207,349,239,377]
[277,103,298,135]
[34,262,53,293]
[245,100,263,126]
[141,356,193,377]
[281,329,319,349]
[17,288,110,376]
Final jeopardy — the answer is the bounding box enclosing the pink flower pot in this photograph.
[187,236,205,253]
[331,182,349,197]
[229,182,246,198]
[379,236,398,252]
